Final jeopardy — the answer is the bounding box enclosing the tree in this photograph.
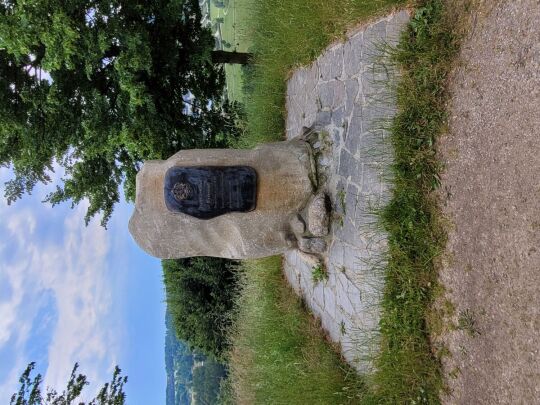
[162,257,239,358]
[211,50,251,64]
[10,362,127,405]
[192,357,226,405]
[0,0,247,226]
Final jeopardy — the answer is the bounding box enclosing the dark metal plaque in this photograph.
[164,166,257,219]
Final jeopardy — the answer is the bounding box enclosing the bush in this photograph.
[163,257,239,358]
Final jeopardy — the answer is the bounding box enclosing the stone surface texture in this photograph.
[283,11,409,373]
[307,193,330,237]
[129,140,314,259]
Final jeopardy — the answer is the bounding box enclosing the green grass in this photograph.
[235,0,409,147]
[209,0,253,102]
[225,257,365,404]
[366,1,461,403]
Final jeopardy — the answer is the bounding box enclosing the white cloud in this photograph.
[44,206,116,392]
[0,282,23,347]
[0,196,124,401]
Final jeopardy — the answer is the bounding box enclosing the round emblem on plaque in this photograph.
[172,182,193,201]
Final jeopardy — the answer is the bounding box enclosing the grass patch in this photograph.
[236,0,409,146]
[209,0,253,102]
[225,257,365,404]
[365,0,463,403]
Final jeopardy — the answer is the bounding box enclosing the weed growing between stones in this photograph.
[337,188,347,214]
[311,264,329,283]
[340,320,347,335]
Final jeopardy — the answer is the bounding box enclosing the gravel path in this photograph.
[437,1,540,403]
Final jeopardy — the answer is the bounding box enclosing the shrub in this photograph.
[163,257,239,358]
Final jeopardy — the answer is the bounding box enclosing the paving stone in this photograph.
[338,293,356,317]
[338,149,355,178]
[358,130,386,162]
[343,32,364,77]
[332,225,346,246]
[310,300,326,321]
[348,288,363,313]
[380,176,393,205]
[284,254,301,290]
[319,45,344,81]
[386,10,410,43]
[324,288,338,318]
[344,78,360,116]
[362,100,391,133]
[345,115,362,155]
[315,110,332,128]
[303,93,320,126]
[283,12,409,374]
[300,270,311,294]
[312,282,326,308]
[329,241,346,267]
[345,182,360,217]
[318,81,335,110]
[333,81,346,109]
[287,70,305,96]
[361,163,382,196]
[326,317,343,342]
[361,67,387,98]
[342,242,360,269]
[363,20,387,63]
[331,127,344,147]
[331,106,346,128]
[334,270,348,292]
[348,102,361,129]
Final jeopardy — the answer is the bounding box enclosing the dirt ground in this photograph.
[436,0,540,403]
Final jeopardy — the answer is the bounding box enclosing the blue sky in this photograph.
[0,165,166,404]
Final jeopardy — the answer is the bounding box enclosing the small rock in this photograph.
[308,193,330,236]
[318,156,331,167]
[298,237,327,254]
[290,214,306,236]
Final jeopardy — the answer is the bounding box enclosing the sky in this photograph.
[0,165,166,404]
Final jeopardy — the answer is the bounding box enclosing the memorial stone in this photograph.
[129,138,330,260]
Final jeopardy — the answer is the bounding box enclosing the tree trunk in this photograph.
[211,50,252,65]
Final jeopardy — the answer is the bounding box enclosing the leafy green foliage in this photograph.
[165,309,228,405]
[162,257,239,358]
[192,357,227,405]
[311,264,328,283]
[0,0,244,226]
[10,362,127,405]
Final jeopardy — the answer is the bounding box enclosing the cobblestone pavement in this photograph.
[283,10,409,372]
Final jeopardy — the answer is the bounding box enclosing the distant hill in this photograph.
[165,309,227,405]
